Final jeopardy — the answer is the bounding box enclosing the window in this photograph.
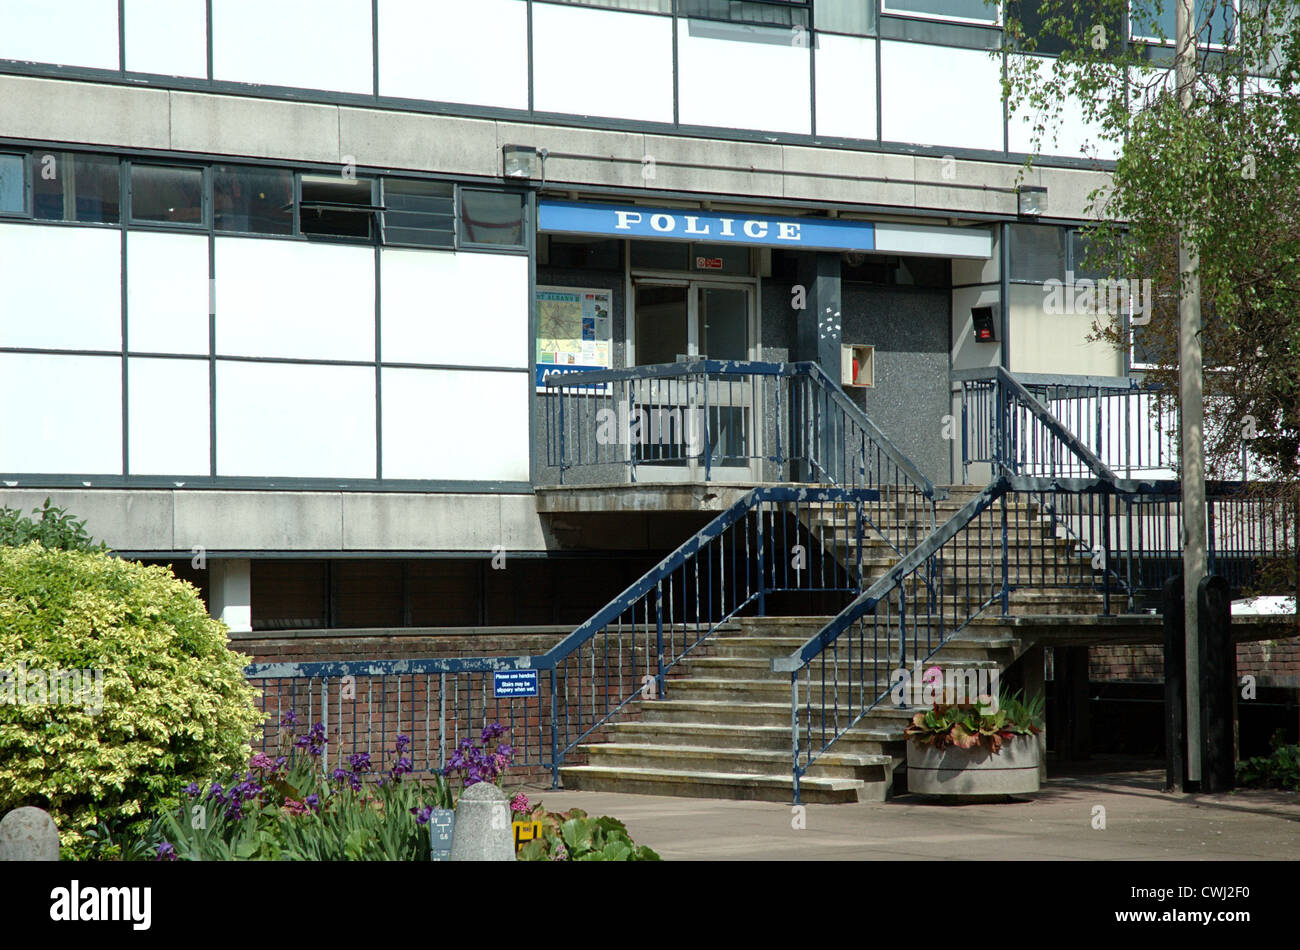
[130,164,205,226]
[545,0,672,10]
[381,179,455,248]
[882,0,1000,24]
[815,0,877,34]
[1008,223,1065,282]
[691,243,751,275]
[213,165,294,235]
[458,189,526,248]
[0,154,23,215]
[678,0,810,28]
[32,152,121,224]
[1131,0,1235,45]
[1007,1,1125,55]
[299,174,379,240]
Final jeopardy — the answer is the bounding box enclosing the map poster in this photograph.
[535,286,613,392]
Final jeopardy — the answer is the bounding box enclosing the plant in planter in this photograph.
[515,806,661,861]
[903,690,1045,798]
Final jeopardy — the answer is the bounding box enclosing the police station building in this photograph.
[0,0,1130,635]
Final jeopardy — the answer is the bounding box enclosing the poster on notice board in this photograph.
[535,286,613,393]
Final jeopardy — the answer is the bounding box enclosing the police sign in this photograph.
[539,199,876,253]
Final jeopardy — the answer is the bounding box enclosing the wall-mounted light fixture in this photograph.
[1017,184,1047,218]
[502,144,548,186]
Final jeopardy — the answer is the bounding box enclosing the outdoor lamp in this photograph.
[503,144,548,184]
[1017,184,1047,218]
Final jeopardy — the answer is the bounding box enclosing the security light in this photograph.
[502,144,548,184]
[1017,185,1047,217]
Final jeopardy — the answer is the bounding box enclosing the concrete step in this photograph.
[609,720,901,757]
[678,655,1003,681]
[575,741,893,782]
[641,698,917,730]
[559,764,875,804]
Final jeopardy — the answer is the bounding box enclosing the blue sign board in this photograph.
[539,200,875,253]
[536,363,606,389]
[493,669,539,698]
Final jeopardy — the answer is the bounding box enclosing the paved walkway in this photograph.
[521,763,1300,860]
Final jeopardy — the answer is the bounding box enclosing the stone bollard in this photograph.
[449,782,515,862]
[0,807,60,861]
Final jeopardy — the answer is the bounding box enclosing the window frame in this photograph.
[29,149,123,227]
[880,0,1003,28]
[1129,0,1237,50]
[211,163,298,239]
[0,151,28,218]
[127,161,209,229]
[297,172,384,244]
[456,186,529,251]
[379,177,457,251]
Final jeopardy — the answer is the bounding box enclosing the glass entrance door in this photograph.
[630,280,756,481]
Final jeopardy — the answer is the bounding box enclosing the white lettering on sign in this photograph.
[650,213,673,232]
[777,222,801,241]
[614,210,642,230]
[684,216,708,235]
[719,218,736,237]
[743,220,768,239]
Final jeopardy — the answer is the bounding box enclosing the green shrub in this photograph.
[517,806,661,861]
[0,498,107,552]
[0,543,263,856]
[1236,729,1299,790]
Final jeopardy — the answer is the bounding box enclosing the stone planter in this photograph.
[905,737,1041,798]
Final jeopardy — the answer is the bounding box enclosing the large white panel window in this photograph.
[378,0,527,108]
[124,0,207,77]
[880,41,1003,151]
[381,367,528,481]
[0,224,120,351]
[128,358,210,475]
[380,249,527,368]
[128,231,210,355]
[216,361,375,478]
[814,33,877,140]
[0,0,119,70]
[212,0,373,94]
[216,238,375,361]
[677,20,811,134]
[1008,56,1118,160]
[0,353,121,473]
[533,4,673,123]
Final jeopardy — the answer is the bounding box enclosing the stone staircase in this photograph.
[559,484,1106,803]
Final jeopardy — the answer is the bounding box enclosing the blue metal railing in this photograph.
[542,359,938,554]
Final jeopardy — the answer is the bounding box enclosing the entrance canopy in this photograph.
[538,199,992,259]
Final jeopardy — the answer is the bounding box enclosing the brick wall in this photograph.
[1089,640,1300,688]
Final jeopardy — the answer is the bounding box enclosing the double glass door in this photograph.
[631,280,755,481]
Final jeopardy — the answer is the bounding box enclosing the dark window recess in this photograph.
[631,239,690,271]
[32,152,120,224]
[214,165,294,235]
[1067,227,1112,280]
[458,188,525,247]
[130,164,204,226]
[1006,1,1126,56]
[679,0,809,29]
[1008,222,1065,282]
[251,560,329,631]
[381,179,455,248]
[0,153,23,214]
[538,234,622,270]
[841,252,950,288]
[299,174,379,240]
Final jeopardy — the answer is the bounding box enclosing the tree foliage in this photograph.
[1000,0,1300,482]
